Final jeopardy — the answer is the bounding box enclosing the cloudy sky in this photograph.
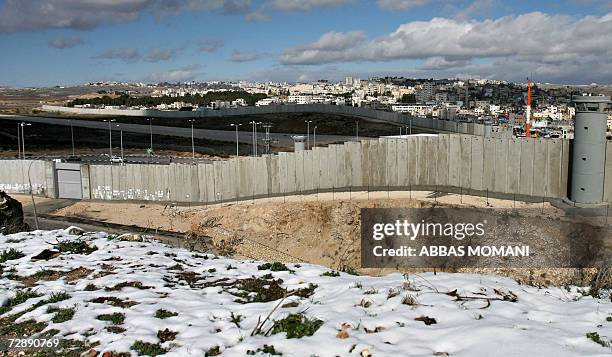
[1,0,611,86]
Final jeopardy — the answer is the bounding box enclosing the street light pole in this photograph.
[103,119,116,158]
[313,126,317,148]
[254,122,261,156]
[70,119,75,156]
[249,121,256,156]
[20,122,31,159]
[356,120,359,141]
[148,118,153,151]
[190,119,195,163]
[305,120,312,149]
[230,123,242,157]
[16,123,20,159]
[116,124,124,161]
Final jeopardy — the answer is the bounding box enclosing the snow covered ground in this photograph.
[0,229,611,357]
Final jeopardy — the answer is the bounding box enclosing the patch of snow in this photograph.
[0,229,610,356]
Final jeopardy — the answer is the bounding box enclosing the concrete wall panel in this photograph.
[507,138,521,195]
[470,136,484,191]
[532,140,547,197]
[448,135,461,187]
[436,135,450,186]
[519,139,535,196]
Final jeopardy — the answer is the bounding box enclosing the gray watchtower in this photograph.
[570,95,610,204]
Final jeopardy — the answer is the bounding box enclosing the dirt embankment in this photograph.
[49,195,609,288]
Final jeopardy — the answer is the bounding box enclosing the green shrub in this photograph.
[54,241,97,255]
[47,291,70,303]
[320,271,340,277]
[154,309,178,319]
[47,306,76,323]
[270,314,323,339]
[84,283,98,291]
[0,248,25,263]
[96,312,125,325]
[131,340,166,356]
[247,345,282,355]
[586,332,610,347]
[258,262,290,272]
[205,346,221,356]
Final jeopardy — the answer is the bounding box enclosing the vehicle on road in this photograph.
[65,156,82,162]
[110,155,124,164]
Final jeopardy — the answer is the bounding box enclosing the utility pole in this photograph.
[20,122,31,159]
[16,123,20,159]
[70,119,75,156]
[116,124,124,162]
[103,119,115,158]
[249,121,257,156]
[148,118,153,151]
[230,123,242,157]
[305,120,312,149]
[254,122,261,156]
[189,119,195,163]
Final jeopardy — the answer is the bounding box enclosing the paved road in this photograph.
[0,114,356,147]
[2,154,213,165]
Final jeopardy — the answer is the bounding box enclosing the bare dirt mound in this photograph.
[190,198,444,273]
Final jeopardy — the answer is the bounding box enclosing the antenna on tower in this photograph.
[525,76,532,138]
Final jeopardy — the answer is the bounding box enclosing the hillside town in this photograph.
[74,77,612,139]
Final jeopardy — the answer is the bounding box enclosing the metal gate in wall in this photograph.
[55,162,83,199]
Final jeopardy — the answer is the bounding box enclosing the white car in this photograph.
[110,155,124,164]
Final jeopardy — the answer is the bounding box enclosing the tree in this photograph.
[400,94,416,103]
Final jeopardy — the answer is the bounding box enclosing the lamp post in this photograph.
[189,119,195,163]
[355,120,359,141]
[305,120,312,149]
[147,118,153,151]
[116,124,124,162]
[254,122,262,156]
[229,123,242,157]
[70,119,75,156]
[16,123,20,159]
[313,126,317,148]
[103,119,116,158]
[249,121,257,156]
[20,122,31,159]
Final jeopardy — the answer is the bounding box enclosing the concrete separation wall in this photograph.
[41,104,512,138]
[82,135,573,204]
[5,135,607,204]
[0,160,55,197]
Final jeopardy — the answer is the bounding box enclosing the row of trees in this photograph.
[69,91,268,108]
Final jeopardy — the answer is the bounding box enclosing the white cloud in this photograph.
[418,56,469,70]
[230,50,259,62]
[48,36,84,49]
[197,39,224,52]
[265,0,349,11]
[147,47,176,62]
[145,64,203,83]
[377,0,430,11]
[279,12,612,82]
[246,0,349,21]
[0,0,252,32]
[96,48,141,63]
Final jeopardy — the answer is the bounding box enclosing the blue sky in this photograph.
[1,0,611,87]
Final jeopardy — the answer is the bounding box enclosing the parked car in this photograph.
[110,155,124,164]
[65,156,82,162]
